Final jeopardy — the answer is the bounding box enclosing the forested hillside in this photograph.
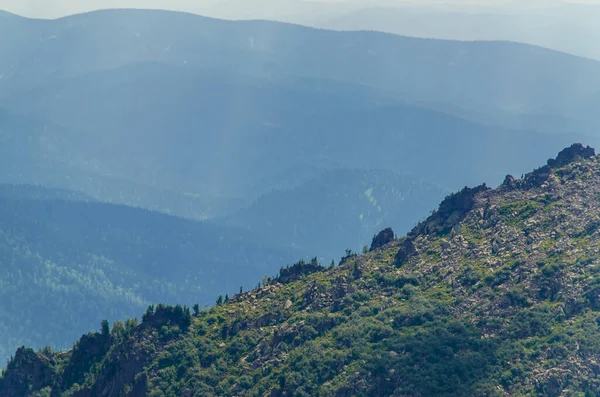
[0,188,298,363]
[4,145,600,396]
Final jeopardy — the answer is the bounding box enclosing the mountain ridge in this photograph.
[4,9,600,111]
[3,7,598,59]
[4,144,600,396]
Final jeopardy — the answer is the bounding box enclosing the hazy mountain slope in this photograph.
[0,184,94,201]
[318,4,600,61]
[0,64,382,196]
[0,151,245,220]
[0,106,245,219]
[2,9,600,134]
[222,169,448,258]
[0,192,298,363]
[4,144,600,396]
[1,64,592,198]
[0,154,245,221]
[2,8,599,227]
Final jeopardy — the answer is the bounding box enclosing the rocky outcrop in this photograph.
[547,143,595,168]
[0,347,56,397]
[275,259,325,284]
[523,165,553,188]
[394,238,416,267]
[61,332,111,389]
[501,174,517,190]
[509,144,597,190]
[410,184,490,237]
[71,337,153,397]
[500,144,595,192]
[142,304,191,330]
[370,228,395,251]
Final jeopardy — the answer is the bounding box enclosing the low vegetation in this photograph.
[3,145,600,396]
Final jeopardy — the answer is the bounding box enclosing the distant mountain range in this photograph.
[2,8,600,363]
[7,1,600,61]
[3,9,600,134]
[313,4,600,62]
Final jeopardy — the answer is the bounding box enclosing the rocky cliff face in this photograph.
[370,227,395,251]
[0,347,57,397]
[4,144,600,396]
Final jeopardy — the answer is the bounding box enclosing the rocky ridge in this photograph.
[3,144,600,396]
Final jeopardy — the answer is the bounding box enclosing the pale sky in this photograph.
[2,0,598,20]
